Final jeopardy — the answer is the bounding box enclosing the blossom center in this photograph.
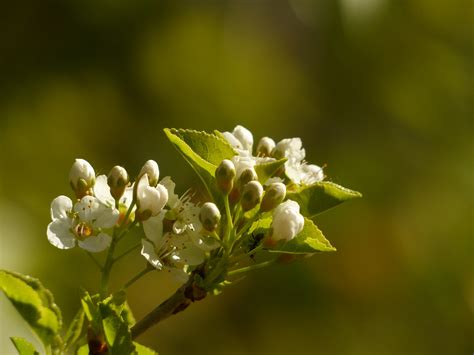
[74,222,93,240]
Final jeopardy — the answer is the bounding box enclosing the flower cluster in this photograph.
[47,158,222,281]
[223,125,325,186]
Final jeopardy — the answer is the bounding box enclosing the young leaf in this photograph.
[0,270,62,348]
[102,309,135,354]
[254,158,287,184]
[134,342,158,354]
[63,307,85,351]
[10,337,39,355]
[121,301,136,327]
[164,128,236,204]
[286,181,362,218]
[269,218,336,254]
[80,292,102,335]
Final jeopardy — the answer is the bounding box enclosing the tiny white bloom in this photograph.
[232,125,253,152]
[160,177,220,251]
[94,175,134,209]
[141,211,206,282]
[69,159,96,198]
[275,138,324,185]
[140,160,160,186]
[271,200,305,242]
[47,195,119,252]
[136,174,168,220]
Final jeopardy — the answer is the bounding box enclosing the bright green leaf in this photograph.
[164,128,236,205]
[269,218,336,254]
[121,301,136,327]
[75,343,88,355]
[0,270,62,348]
[254,158,287,184]
[10,337,39,355]
[101,300,135,354]
[134,342,158,354]
[64,307,85,351]
[286,182,362,218]
[80,292,101,335]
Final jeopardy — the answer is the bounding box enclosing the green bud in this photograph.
[199,202,221,232]
[107,165,129,200]
[256,137,276,157]
[238,168,257,189]
[240,181,263,212]
[215,159,236,195]
[260,182,286,212]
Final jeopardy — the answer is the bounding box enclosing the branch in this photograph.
[131,274,206,339]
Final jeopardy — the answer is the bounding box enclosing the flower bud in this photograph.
[256,137,276,157]
[232,125,253,151]
[199,202,221,232]
[139,160,160,187]
[260,182,286,212]
[215,159,236,195]
[107,165,129,200]
[240,181,263,212]
[271,200,304,242]
[238,168,258,188]
[135,174,168,221]
[69,159,95,199]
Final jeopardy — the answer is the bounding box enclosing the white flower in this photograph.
[271,200,305,242]
[275,138,324,185]
[141,211,206,282]
[223,125,253,156]
[94,175,135,219]
[140,160,160,187]
[256,137,276,157]
[231,156,257,180]
[47,195,119,252]
[135,174,168,220]
[69,159,96,198]
[160,177,220,251]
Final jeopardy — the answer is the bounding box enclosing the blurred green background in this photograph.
[0,0,472,354]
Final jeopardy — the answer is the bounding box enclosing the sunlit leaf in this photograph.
[10,337,39,355]
[0,270,62,348]
[286,182,361,217]
[64,307,85,351]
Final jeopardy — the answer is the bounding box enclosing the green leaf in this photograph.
[164,128,236,204]
[10,337,39,355]
[80,292,101,335]
[64,307,85,351]
[134,342,158,354]
[269,218,336,254]
[286,181,362,218]
[0,270,62,348]
[98,295,135,354]
[254,158,287,184]
[75,343,88,355]
[121,301,136,326]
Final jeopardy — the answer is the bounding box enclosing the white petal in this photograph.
[142,211,165,245]
[75,196,100,223]
[177,241,206,265]
[47,219,76,249]
[78,232,111,252]
[188,230,220,251]
[232,125,253,152]
[222,131,243,150]
[160,176,179,208]
[94,175,114,206]
[165,266,189,283]
[119,186,134,209]
[141,239,163,269]
[92,204,120,229]
[50,195,73,220]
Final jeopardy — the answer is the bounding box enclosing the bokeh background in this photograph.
[1,1,472,354]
